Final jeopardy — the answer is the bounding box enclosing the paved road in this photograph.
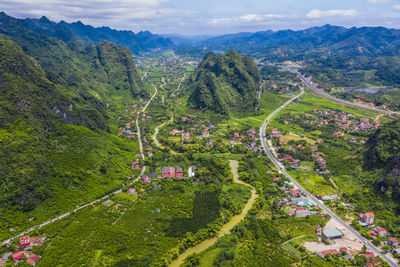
[2,84,158,246]
[259,88,398,267]
[282,66,395,115]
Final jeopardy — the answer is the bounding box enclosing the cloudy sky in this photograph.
[1,0,400,35]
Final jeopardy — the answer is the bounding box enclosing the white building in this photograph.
[188,166,196,177]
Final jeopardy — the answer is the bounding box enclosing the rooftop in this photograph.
[323,227,344,238]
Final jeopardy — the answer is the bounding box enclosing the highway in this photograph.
[259,87,398,267]
[282,66,395,115]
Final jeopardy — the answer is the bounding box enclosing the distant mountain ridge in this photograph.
[187,50,261,116]
[198,24,400,58]
[0,12,173,54]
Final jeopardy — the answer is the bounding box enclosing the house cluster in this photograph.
[170,128,192,142]
[317,247,382,267]
[357,212,400,256]
[295,109,380,143]
[355,98,387,110]
[277,154,301,169]
[117,103,141,139]
[0,236,46,266]
[314,153,328,171]
[270,128,282,138]
[161,166,196,178]
[274,186,319,218]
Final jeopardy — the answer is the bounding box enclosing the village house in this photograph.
[162,166,175,178]
[188,166,196,177]
[289,189,300,197]
[317,249,339,258]
[19,236,30,247]
[364,258,381,267]
[127,188,137,195]
[358,212,375,227]
[389,237,398,246]
[376,227,388,237]
[175,166,183,178]
[27,254,41,265]
[30,237,45,247]
[142,176,151,183]
[12,251,24,262]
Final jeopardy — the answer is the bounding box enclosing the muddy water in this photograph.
[169,160,258,267]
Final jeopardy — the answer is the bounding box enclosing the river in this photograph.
[169,160,258,267]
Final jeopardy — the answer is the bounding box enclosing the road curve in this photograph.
[259,88,398,267]
[282,67,395,115]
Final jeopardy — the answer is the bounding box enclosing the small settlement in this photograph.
[0,236,45,266]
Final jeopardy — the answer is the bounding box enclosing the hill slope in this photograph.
[187,51,261,116]
[23,13,173,54]
[0,23,145,237]
[365,120,400,200]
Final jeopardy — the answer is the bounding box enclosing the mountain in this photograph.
[0,14,146,235]
[187,51,261,116]
[0,12,173,54]
[161,34,214,45]
[199,25,400,59]
[365,120,400,200]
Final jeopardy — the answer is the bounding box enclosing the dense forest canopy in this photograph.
[187,50,261,116]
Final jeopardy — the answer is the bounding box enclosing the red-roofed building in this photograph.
[12,250,24,262]
[176,166,183,178]
[162,166,175,178]
[289,189,300,197]
[358,212,375,226]
[19,236,30,247]
[362,253,374,259]
[317,249,339,258]
[389,237,398,246]
[27,254,41,265]
[377,228,388,237]
[142,176,151,183]
[340,247,348,254]
[368,230,378,237]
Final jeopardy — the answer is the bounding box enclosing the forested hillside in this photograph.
[200,25,400,59]
[22,13,173,54]
[365,120,400,200]
[187,51,261,116]
[0,15,147,237]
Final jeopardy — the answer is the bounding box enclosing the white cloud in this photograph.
[393,5,400,10]
[209,13,284,25]
[366,0,391,3]
[239,13,283,22]
[307,9,358,19]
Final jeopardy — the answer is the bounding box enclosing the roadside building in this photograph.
[389,237,398,246]
[358,212,375,227]
[364,258,381,267]
[19,236,30,247]
[322,228,344,239]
